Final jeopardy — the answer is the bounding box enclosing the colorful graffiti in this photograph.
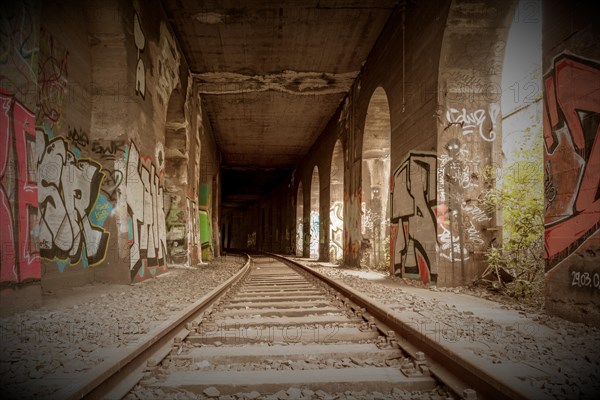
[133,11,146,98]
[543,55,600,268]
[37,126,110,269]
[329,202,343,262]
[187,197,201,264]
[390,152,437,284]
[0,90,40,283]
[199,183,213,260]
[124,142,167,279]
[36,27,68,128]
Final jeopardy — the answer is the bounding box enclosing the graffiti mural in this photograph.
[543,55,600,268]
[133,11,146,98]
[37,126,110,269]
[390,152,437,284]
[329,202,343,262]
[0,90,40,283]
[36,27,68,128]
[124,142,167,280]
[199,183,213,260]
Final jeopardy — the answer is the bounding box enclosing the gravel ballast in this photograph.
[0,255,246,399]
[295,260,600,400]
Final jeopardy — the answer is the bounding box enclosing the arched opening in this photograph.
[330,140,344,263]
[164,88,189,265]
[361,87,391,269]
[496,0,544,284]
[296,182,303,256]
[435,0,523,286]
[310,166,320,259]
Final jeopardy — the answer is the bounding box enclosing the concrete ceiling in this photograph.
[161,0,396,205]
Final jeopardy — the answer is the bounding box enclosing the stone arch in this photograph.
[330,139,344,262]
[435,0,519,286]
[164,88,189,264]
[296,182,304,257]
[361,87,391,269]
[310,166,320,259]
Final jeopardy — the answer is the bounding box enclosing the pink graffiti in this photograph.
[0,90,40,283]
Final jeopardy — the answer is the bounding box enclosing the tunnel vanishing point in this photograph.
[0,0,599,326]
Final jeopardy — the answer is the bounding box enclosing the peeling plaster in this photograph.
[193,12,224,24]
[194,70,359,95]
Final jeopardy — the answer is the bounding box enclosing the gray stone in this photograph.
[287,387,302,399]
[203,386,220,398]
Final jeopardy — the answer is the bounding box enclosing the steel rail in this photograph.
[54,253,252,400]
[271,253,529,400]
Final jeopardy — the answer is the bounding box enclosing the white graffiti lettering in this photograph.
[445,104,499,142]
[37,130,109,266]
[125,143,167,278]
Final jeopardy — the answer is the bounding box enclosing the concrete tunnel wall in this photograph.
[1,0,599,326]
[0,0,222,305]
[246,0,600,325]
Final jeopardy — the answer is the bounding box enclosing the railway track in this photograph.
[62,253,528,400]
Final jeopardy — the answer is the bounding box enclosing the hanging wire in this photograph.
[400,1,407,113]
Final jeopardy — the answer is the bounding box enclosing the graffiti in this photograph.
[99,168,123,201]
[247,232,256,248]
[445,104,499,142]
[462,202,492,223]
[570,268,600,291]
[37,126,110,269]
[439,140,477,192]
[466,221,484,245]
[156,22,181,106]
[187,198,201,264]
[543,161,557,208]
[543,55,600,266]
[199,183,213,260]
[37,28,68,127]
[438,223,470,262]
[296,218,303,256]
[165,194,186,263]
[133,11,145,98]
[0,90,40,283]
[91,140,127,161]
[310,210,319,258]
[0,2,39,101]
[124,142,167,279]
[345,192,361,259]
[329,202,343,262]
[390,152,437,284]
[65,127,89,149]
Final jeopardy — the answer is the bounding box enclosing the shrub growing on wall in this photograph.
[482,124,545,307]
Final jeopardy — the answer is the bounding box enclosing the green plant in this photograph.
[481,124,545,307]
